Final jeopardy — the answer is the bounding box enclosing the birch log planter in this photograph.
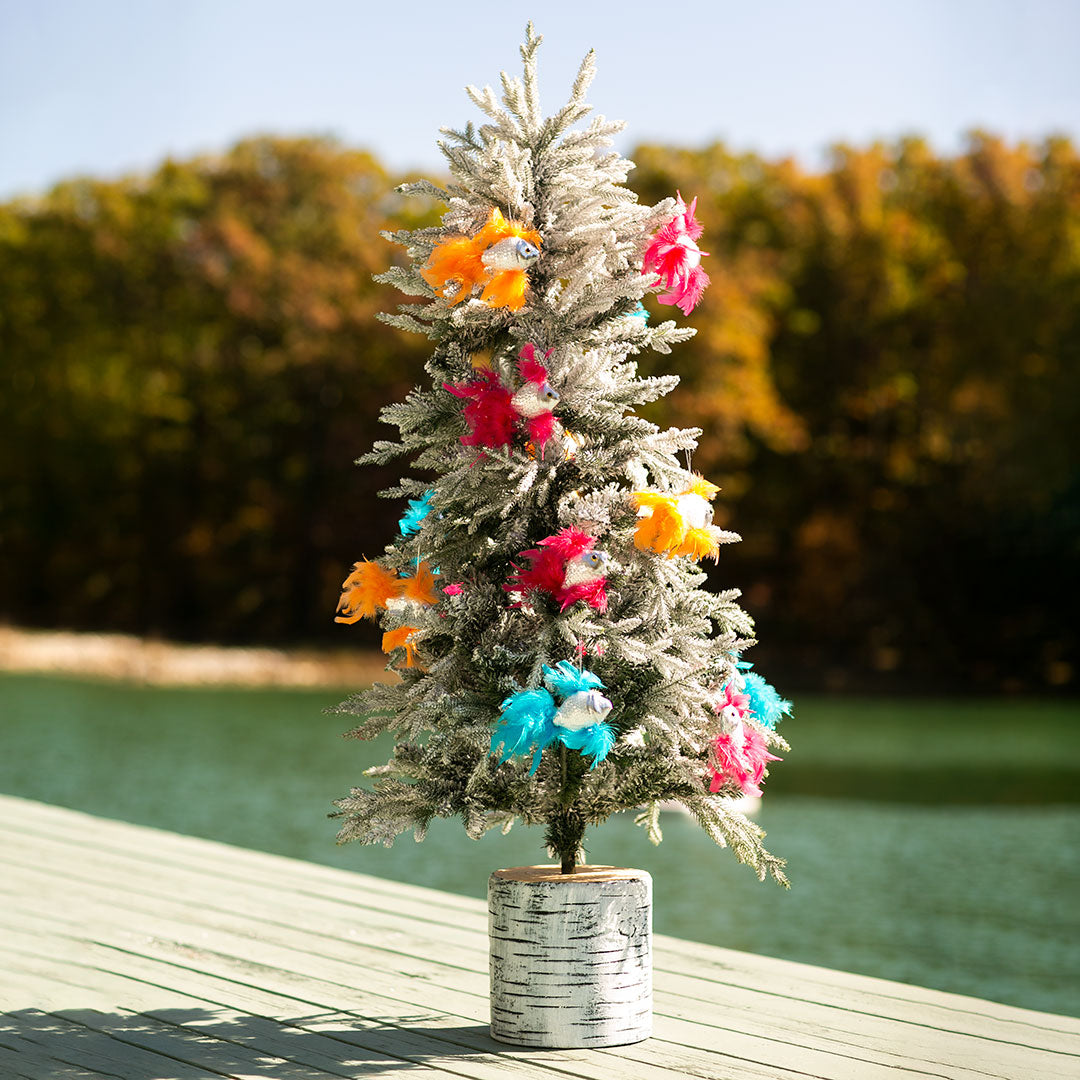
[488,865,652,1048]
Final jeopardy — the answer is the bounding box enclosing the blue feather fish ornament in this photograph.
[492,660,617,772]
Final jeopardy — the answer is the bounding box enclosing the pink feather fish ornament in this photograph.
[642,191,711,315]
[505,527,609,613]
[443,344,559,453]
[707,681,781,798]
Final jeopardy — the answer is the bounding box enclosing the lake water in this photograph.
[1,673,1077,1018]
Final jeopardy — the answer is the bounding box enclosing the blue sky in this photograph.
[2,0,1078,198]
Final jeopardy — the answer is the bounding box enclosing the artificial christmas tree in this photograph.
[332,25,791,1047]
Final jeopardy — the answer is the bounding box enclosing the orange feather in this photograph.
[633,494,687,555]
[402,561,440,606]
[335,560,402,624]
[480,269,529,311]
[474,207,542,251]
[686,475,721,500]
[382,625,420,667]
[420,236,486,304]
[633,492,673,510]
[677,527,720,562]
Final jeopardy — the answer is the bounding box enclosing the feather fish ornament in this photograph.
[709,727,782,799]
[633,475,728,561]
[443,344,559,453]
[545,661,617,767]
[335,557,440,670]
[708,679,782,797]
[381,560,442,668]
[421,208,541,311]
[491,661,616,774]
[505,527,609,612]
[642,192,710,315]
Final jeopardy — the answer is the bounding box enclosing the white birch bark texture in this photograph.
[488,865,652,1048]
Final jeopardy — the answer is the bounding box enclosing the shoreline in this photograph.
[0,626,387,688]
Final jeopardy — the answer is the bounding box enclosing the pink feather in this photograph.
[718,681,750,718]
[527,412,556,447]
[643,191,711,315]
[517,342,553,386]
[540,527,594,561]
[678,192,704,241]
[657,264,710,315]
[744,727,782,789]
[443,370,517,449]
[708,725,782,798]
[559,577,608,613]
[505,545,565,605]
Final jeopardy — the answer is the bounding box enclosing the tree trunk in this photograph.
[488,865,652,1047]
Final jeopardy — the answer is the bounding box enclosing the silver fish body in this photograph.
[510,380,559,418]
[481,236,541,271]
[552,689,613,731]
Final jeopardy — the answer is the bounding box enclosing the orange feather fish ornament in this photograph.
[335,555,442,669]
[633,476,727,561]
[421,208,541,311]
[382,561,442,669]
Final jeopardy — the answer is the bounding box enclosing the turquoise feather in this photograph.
[742,672,792,729]
[399,490,435,536]
[556,722,616,768]
[491,687,558,774]
[542,661,604,701]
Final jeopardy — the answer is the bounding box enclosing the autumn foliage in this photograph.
[1,134,1076,690]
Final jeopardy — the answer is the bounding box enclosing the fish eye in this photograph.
[582,552,600,566]
[542,387,559,402]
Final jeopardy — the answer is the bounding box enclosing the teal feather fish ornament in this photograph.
[491,661,616,774]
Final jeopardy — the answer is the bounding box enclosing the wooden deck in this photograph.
[0,795,1076,1080]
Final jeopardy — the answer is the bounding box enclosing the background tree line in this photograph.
[1,134,1076,692]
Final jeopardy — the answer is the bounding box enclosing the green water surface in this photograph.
[1,673,1077,1018]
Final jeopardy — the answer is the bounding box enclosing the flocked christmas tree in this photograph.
[332,25,791,882]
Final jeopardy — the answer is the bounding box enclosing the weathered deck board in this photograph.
[0,795,1076,1079]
